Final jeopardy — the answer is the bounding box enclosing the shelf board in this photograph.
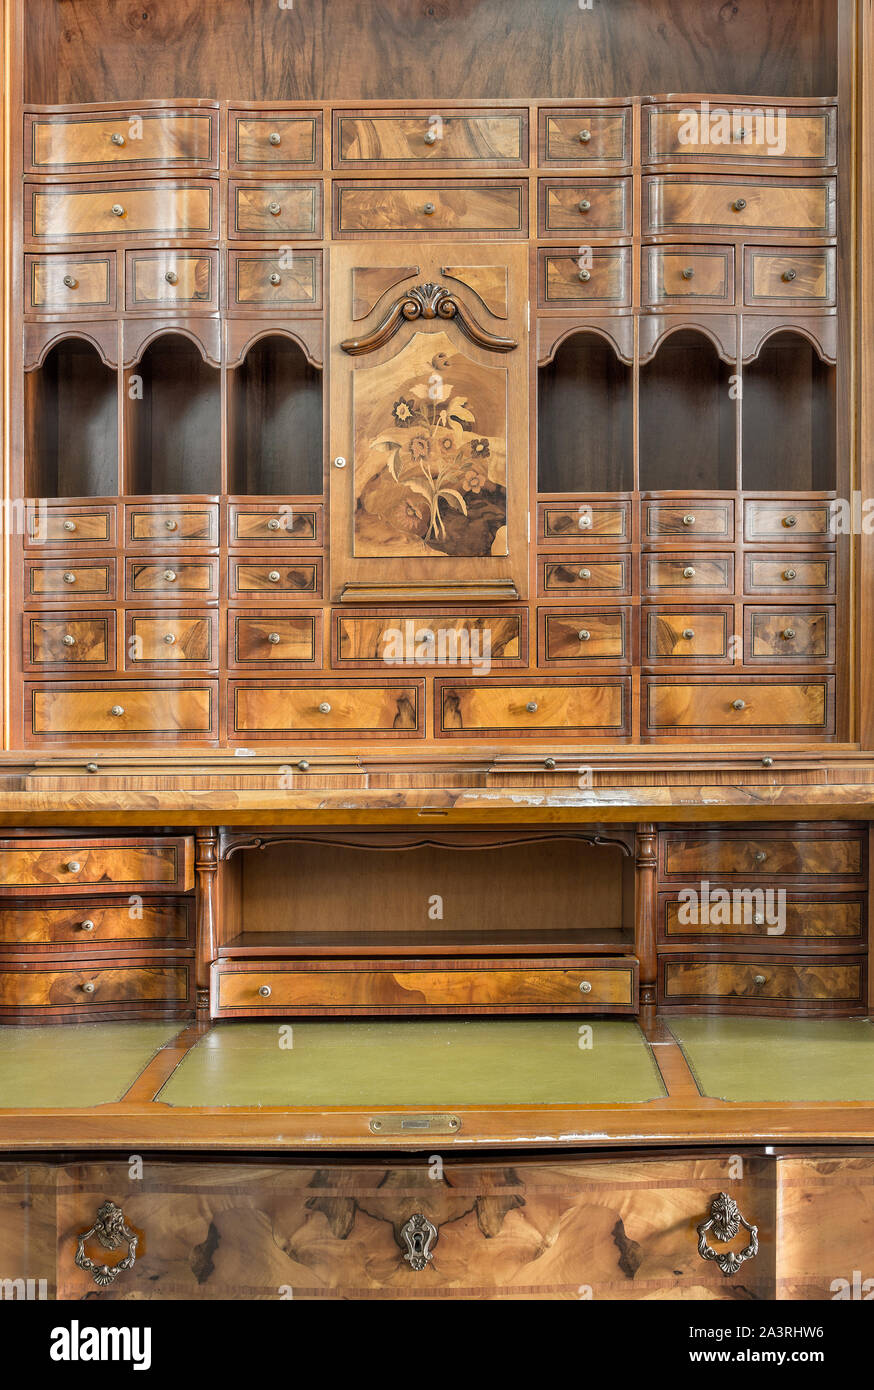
[219,928,633,958]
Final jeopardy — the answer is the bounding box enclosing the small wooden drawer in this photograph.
[644,677,834,734]
[125,558,219,599]
[0,836,195,895]
[643,608,733,664]
[643,176,836,238]
[25,504,115,547]
[229,556,322,598]
[24,108,218,172]
[125,612,218,667]
[124,249,218,310]
[125,503,219,547]
[660,828,864,880]
[0,898,193,952]
[540,555,631,596]
[642,554,734,594]
[0,959,194,1020]
[25,252,116,314]
[643,104,837,166]
[743,501,834,543]
[229,181,322,238]
[25,180,217,243]
[660,957,864,1014]
[743,247,836,306]
[658,890,865,945]
[642,246,734,306]
[212,957,637,1016]
[744,607,835,663]
[438,679,630,736]
[25,683,218,742]
[744,553,835,595]
[333,610,525,668]
[229,110,322,169]
[229,612,320,668]
[538,178,631,236]
[642,501,734,542]
[333,180,526,235]
[538,501,630,543]
[25,559,116,601]
[230,681,423,737]
[227,502,322,545]
[228,250,322,312]
[539,609,630,664]
[539,247,631,306]
[333,110,527,167]
[538,108,631,165]
[23,613,113,671]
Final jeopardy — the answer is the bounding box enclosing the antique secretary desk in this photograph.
[1,0,874,1302]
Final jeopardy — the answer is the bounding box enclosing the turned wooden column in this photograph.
[635,824,658,1010]
[194,827,219,1017]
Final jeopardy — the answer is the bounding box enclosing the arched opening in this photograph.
[25,337,117,498]
[538,331,632,493]
[126,332,221,495]
[742,330,835,491]
[229,334,323,495]
[639,328,735,491]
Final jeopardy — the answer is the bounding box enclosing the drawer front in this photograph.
[642,246,734,306]
[0,837,195,894]
[644,609,732,663]
[213,958,637,1015]
[125,559,218,599]
[540,556,631,595]
[126,504,219,547]
[539,178,631,236]
[228,503,322,545]
[230,613,319,667]
[334,111,527,167]
[334,612,524,667]
[644,678,834,734]
[744,553,835,595]
[661,958,864,1011]
[539,108,631,165]
[25,253,115,313]
[230,111,321,169]
[744,247,836,306]
[643,105,836,166]
[659,891,865,943]
[25,109,218,172]
[125,614,217,666]
[334,181,526,235]
[0,898,193,950]
[744,501,834,543]
[229,557,322,597]
[228,250,322,311]
[438,680,629,735]
[0,962,193,1017]
[539,247,631,306]
[541,610,629,664]
[26,685,217,741]
[539,501,630,543]
[744,607,834,662]
[643,554,734,594]
[26,505,114,547]
[229,181,322,239]
[231,682,423,736]
[24,614,113,670]
[124,250,218,311]
[644,177,836,237]
[26,181,217,242]
[643,502,734,542]
[25,560,115,600]
[661,831,863,879]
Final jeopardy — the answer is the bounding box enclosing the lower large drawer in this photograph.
[438,679,630,735]
[24,682,219,741]
[0,957,194,1021]
[212,957,638,1016]
[660,956,866,1015]
[643,677,834,734]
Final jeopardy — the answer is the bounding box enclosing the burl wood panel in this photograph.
[439,680,630,736]
[540,248,632,306]
[229,181,322,239]
[643,502,734,542]
[538,502,630,543]
[745,608,834,662]
[231,682,423,736]
[228,251,322,312]
[0,898,193,950]
[229,112,321,168]
[539,110,631,164]
[230,614,318,667]
[644,177,836,237]
[644,105,836,164]
[334,612,524,667]
[662,958,865,1011]
[743,502,834,542]
[125,250,218,311]
[642,247,734,306]
[24,614,111,668]
[26,685,217,740]
[227,506,322,545]
[644,610,731,662]
[25,110,217,171]
[25,560,115,599]
[125,559,218,599]
[659,893,865,944]
[229,558,321,597]
[541,611,629,663]
[661,830,864,879]
[0,1165,57,1298]
[334,182,526,235]
[25,253,115,313]
[26,505,114,545]
[0,837,194,894]
[744,248,836,306]
[643,555,734,594]
[126,616,216,666]
[644,679,833,733]
[126,504,219,546]
[25,181,217,242]
[539,179,632,237]
[744,554,835,595]
[775,1156,874,1299]
[0,961,192,1013]
[334,112,527,167]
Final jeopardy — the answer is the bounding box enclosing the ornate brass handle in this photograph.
[697,1193,758,1277]
[75,1201,138,1287]
[400,1213,438,1271]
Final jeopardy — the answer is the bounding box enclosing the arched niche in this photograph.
[742,329,835,491]
[639,327,736,491]
[25,335,118,498]
[229,332,323,496]
[538,329,632,493]
[126,331,221,495]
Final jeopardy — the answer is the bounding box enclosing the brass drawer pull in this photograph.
[578,198,591,213]
[781,268,797,282]
[578,129,592,143]
[79,920,95,932]
[754,974,767,986]
[525,700,538,713]
[697,1194,758,1277]
[423,129,438,145]
[681,267,694,280]
[683,566,695,578]
[111,203,125,217]
[63,571,76,584]
[163,569,177,582]
[682,628,695,640]
[258,984,272,997]
[318,701,332,714]
[62,634,76,647]
[735,127,747,140]
[297,759,310,771]
[63,519,77,531]
[400,1213,438,1271]
[269,272,281,285]
[422,201,436,214]
[333,455,347,469]
[75,1201,138,1288]
[164,518,178,531]
[578,630,591,642]
[110,705,125,717]
[268,131,282,146]
[753,914,765,926]
[578,268,591,281]
[111,132,126,147]
[544,757,556,769]
[731,699,746,711]
[267,200,281,216]
[782,628,796,640]
[732,197,747,212]
[578,568,591,580]
[268,632,281,644]
[783,568,797,581]
[579,980,593,994]
[682,514,695,526]
[66,860,82,873]
[267,517,282,529]
[783,514,797,527]
[62,274,78,289]
[81,980,96,994]
[754,850,767,863]
[164,270,178,285]
[268,569,281,582]
[163,633,176,644]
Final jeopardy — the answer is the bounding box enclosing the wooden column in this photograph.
[635,823,658,1011]
[194,827,218,1017]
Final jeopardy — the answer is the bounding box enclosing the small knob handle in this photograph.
[578,129,592,143]
[682,628,695,640]
[732,198,747,211]
[333,456,347,469]
[318,701,332,714]
[164,270,178,285]
[783,568,797,581]
[297,759,310,771]
[62,634,76,647]
[754,974,766,987]
[761,756,774,767]
[268,570,281,583]
[578,630,590,642]
[782,628,796,640]
[62,274,78,289]
[783,514,797,527]
[267,517,281,530]
[269,272,281,285]
[781,268,797,282]
[81,980,96,994]
[268,131,281,146]
[86,763,99,774]
[163,569,176,582]
[267,200,281,215]
[111,132,126,146]
[63,571,76,584]
[578,198,591,212]
[258,984,272,997]
[422,201,436,214]
[80,920,95,932]
[163,633,176,644]
[268,632,281,644]
[164,518,178,531]
[66,860,82,873]
[111,203,124,217]
[110,705,124,717]
[731,699,746,711]
[682,514,695,527]
[578,268,591,282]
[423,129,437,145]
[753,914,765,926]
[579,981,593,994]
[544,757,556,769]
[525,700,538,713]
[754,851,767,863]
[735,128,747,141]
[63,519,77,532]
[681,267,695,280]
[578,568,591,580]
[683,566,695,578]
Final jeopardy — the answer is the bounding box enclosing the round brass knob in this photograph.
[333,456,347,469]
[63,519,77,531]
[62,274,78,289]
[62,634,75,647]
[525,700,538,713]
[681,267,695,280]
[163,633,176,644]
[110,705,125,717]
[423,129,437,145]
[268,632,281,644]
[578,268,591,282]
[753,915,764,926]
[683,566,695,578]
[544,757,556,769]
[578,568,591,580]
[732,198,747,211]
[111,203,125,217]
[63,571,76,584]
[755,851,767,863]
[268,131,281,146]
[318,701,332,714]
[80,920,95,932]
[735,127,747,140]
[782,268,797,282]
[164,518,178,531]
[267,201,281,215]
[578,198,591,212]
[782,628,796,640]
[731,699,746,711]
[423,202,436,214]
[754,974,766,987]
[258,984,272,997]
[783,568,797,581]
[578,129,592,143]
[578,630,591,641]
[66,860,82,873]
[682,514,695,526]
[164,270,178,285]
[163,569,177,582]
[783,514,797,527]
[297,759,310,771]
[579,981,593,993]
[268,570,281,583]
[762,756,774,767]
[682,628,695,640]
[82,981,96,994]
[86,763,98,773]
[111,132,126,146]
[267,517,281,530]
[269,272,281,285]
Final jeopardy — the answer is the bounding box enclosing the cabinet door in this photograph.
[329,242,528,601]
